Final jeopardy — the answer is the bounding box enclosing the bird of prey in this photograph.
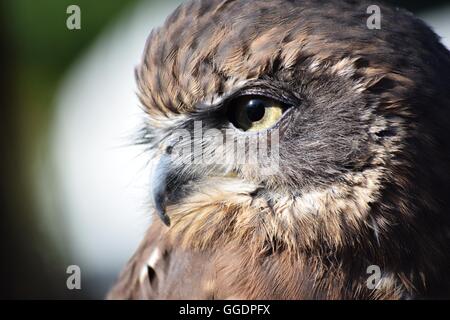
[108,0,450,299]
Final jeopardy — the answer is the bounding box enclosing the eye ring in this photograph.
[227,95,289,132]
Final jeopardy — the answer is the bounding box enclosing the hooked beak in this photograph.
[150,152,172,227]
[150,143,239,227]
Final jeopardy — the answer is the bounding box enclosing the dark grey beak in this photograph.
[151,153,172,227]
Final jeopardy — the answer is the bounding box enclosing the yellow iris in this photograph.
[229,96,286,132]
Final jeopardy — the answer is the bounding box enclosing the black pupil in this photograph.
[246,99,266,122]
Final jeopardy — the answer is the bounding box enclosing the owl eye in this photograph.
[227,96,288,132]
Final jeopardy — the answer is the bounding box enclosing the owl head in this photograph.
[136,0,450,282]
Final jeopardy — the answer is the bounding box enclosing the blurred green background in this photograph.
[1,0,142,299]
[0,0,449,299]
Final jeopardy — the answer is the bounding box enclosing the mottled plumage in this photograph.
[109,0,450,299]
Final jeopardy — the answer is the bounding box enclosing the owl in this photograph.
[108,0,450,299]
